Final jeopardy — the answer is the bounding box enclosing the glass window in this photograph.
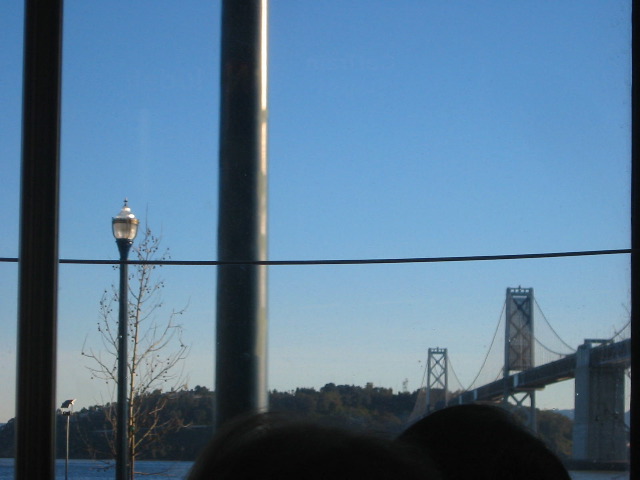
[0,1,631,476]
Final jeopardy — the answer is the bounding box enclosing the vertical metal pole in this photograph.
[503,291,510,405]
[215,0,269,427]
[116,241,132,480]
[630,1,639,477]
[16,1,63,479]
[65,414,70,480]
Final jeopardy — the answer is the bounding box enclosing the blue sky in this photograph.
[0,1,632,422]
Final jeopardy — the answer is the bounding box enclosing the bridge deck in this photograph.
[450,338,630,405]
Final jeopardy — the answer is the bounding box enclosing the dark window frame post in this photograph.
[16,1,64,479]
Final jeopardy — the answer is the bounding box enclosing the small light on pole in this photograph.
[112,199,139,480]
[60,399,75,480]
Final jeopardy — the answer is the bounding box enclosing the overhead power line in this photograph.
[0,248,631,266]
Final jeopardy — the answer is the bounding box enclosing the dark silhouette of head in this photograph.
[397,404,570,480]
[188,412,441,479]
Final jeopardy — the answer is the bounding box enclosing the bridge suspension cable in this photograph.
[533,337,574,357]
[461,302,505,391]
[610,318,631,341]
[447,357,467,393]
[533,298,575,353]
[417,356,429,390]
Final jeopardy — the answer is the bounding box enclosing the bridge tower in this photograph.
[573,340,627,464]
[426,347,448,414]
[504,287,536,431]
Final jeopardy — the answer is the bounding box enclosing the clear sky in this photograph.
[0,1,632,423]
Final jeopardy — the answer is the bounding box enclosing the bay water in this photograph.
[0,459,192,480]
[0,458,630,479]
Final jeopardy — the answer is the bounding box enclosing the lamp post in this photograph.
[60,399,75,480]
[112,200,139,480]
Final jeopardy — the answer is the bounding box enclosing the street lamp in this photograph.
[60,399,75,480]
[112,200,139,480]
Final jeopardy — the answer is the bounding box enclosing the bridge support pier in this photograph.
[573,341,627,463]
[504,390,536,433]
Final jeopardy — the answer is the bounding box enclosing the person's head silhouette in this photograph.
[397,404,570,480]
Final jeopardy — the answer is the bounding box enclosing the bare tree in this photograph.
[82,226,190,476]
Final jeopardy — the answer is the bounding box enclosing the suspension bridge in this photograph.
[409,287,631,467]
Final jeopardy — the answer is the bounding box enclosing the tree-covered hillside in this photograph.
[0,384,573,461]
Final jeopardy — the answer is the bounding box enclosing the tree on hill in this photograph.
[0,384,575,463]
[82,226,190,476]
[536,409,573,460]
[269,383,418,436]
